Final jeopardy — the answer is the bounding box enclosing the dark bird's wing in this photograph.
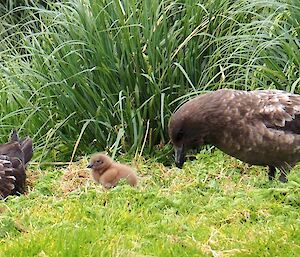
[0,154,27,198]
[0,141,24,163]
[0,130,33,199]
[0,157,15,199]
[256,90,300,134]
[0,155,26,198]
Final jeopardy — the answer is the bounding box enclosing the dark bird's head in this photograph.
[169,96,211,168]
[87,153,113,173]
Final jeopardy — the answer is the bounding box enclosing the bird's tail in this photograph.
[10,129,19,142]
[20,138,33,165]
[10,129,33,165]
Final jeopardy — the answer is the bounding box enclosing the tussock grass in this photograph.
[0,150,299,256]
[1,0,300,160]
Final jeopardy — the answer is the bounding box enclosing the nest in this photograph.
[61,160,93,194]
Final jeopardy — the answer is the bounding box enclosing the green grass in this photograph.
[1,150,299,257]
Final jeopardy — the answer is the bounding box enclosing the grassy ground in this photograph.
[0,150,300,257]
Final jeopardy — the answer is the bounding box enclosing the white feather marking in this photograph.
[6,176,16,181]
[263,105,276,113]
[263,103,287,113]
[274,119,285,127]
[0,160,10,165]
[2,168,13,172]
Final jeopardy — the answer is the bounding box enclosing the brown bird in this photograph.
[0,130,33,198]
[10,129,33,166]
[169,89,300,182]
[87,153,138,188]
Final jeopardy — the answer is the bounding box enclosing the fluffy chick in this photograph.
[87,153,138,189]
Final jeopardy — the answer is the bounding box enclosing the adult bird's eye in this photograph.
[176,130,184,141]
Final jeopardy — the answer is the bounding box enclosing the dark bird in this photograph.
[87,153,138,188]
[0,130,33,199]
[168,89,300,182]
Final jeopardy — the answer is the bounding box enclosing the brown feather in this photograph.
[0,157,16,199]
[0,130,33,198]
[169,89,300,182]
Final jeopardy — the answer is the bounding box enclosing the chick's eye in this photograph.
[96,160,102,163]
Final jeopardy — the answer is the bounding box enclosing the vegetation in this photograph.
[1,1,300,255]
[0,150,299,256]
[0,0,300,161]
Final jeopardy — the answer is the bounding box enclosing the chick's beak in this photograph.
[87,163,93,169]
[175,145,185,169]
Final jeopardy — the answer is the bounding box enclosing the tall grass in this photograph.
[0,0,299,161]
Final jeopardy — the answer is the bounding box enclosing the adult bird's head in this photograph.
[168,97,209,168]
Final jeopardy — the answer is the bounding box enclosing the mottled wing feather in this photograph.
[0,154,26,199]
[0,158,16,199]
[0,130,33,199]
[255,90,300,133]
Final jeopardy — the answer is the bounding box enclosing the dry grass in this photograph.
[61,160,92,194]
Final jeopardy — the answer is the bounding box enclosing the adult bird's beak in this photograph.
[87,163,93,169]
[175,145,185,169]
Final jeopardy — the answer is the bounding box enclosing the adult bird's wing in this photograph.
[0,129,33,198]
[0,154,26,198]
[255,90,300,134]
[0,157,16,199]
